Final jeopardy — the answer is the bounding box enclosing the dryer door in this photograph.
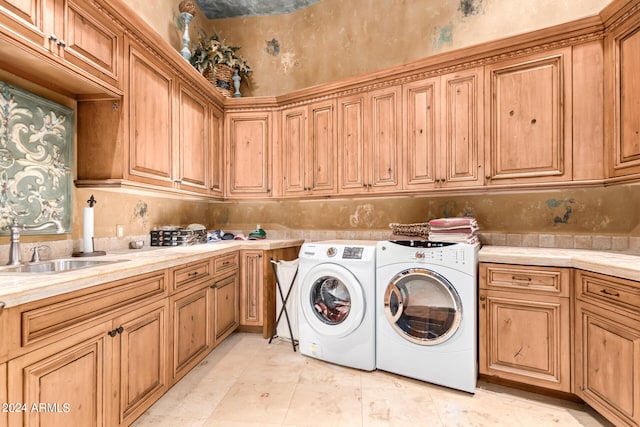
[384,268,462,345]
[300,263,366,338]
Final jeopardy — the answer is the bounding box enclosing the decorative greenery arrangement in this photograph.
[190,29,252,77]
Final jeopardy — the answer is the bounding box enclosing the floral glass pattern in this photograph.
[0,81,74,234]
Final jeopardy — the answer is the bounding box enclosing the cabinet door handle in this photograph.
[600,288,620,297]
[210,284,217,289]
[57,40,66,48]
[48,34,58,42]
[116,326,124,334]
[108,329,118,337]
[0,301,4,313]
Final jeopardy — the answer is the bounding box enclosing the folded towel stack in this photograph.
[428,217,480,245]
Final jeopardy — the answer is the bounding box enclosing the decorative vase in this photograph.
[232,69,242,97]
[179,11,193,61]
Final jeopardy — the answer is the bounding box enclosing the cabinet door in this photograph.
[338,93,367,192]
[126,38,174,188]
[214,274,240,344]
[606,11,640,177]
[176,81,209,194]
[7,322,112,427]
[403,77,439,190]
[240,250,263,327]
[440,68,483,187]
[368,86,401,191]
[485,48,572,185]
[57,0,122,88]
[0,0,46,48]
[575,301,640,426]
[112,300,168,426]
[308,99,337,194]
[208,105,224,196]
[225,112,272,197]
[281,105,308,196]
[170,286,211,383]
[479,290,571,392]
[0,362,5,427]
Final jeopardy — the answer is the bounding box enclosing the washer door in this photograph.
[384,268,462,345]
[300,263,365,338]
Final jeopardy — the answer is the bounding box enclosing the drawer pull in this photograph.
[222,261,230,265]
[188,272,199,277]
[600,289,620,297]
[512,275,532,282]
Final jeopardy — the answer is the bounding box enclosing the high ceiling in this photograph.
[193,0,321,19]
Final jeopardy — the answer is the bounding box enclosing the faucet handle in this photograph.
[31,245,49,263]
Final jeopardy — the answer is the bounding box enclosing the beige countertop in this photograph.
[479,246,640,282]
[0,239,304,308]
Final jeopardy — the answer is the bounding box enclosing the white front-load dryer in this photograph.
[297,240,376,371]
[376,240,479,393]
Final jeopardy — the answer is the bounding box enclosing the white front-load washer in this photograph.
[376,240,479,393]
[297,240,376,371]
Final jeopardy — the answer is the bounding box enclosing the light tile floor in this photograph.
[132,333,613,427]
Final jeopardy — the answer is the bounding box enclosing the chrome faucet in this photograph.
[5,219,64,266]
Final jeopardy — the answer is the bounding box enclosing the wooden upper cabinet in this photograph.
[281,105,308,196]
[606,9,640,178]
[403,77,438,189]
[308,100,337,194]
[338,85,401,194]
[58,0,122,89]
[338,93,366,192]
[225,111,272,198]
[280,100,337,197]
[441,69,484,187]
[368,86,402,191]
[404,68,483,190]
[485,48,572,185]
[209,105,224,196]
[0,0,47,47]
[126,37,174,188]
[0,0,122,90]
[176,81,209,194]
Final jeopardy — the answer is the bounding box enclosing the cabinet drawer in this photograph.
[21,270,167,348]
[480,263,570,296]
[214,252,239,277]
[576,270,640,316]
[172,259,212,292]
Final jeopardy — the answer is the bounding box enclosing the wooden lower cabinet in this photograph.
[240,246,301,338]
[0,362,6,427]
[110,299,169,426]
[170,285,211,384]
[575,270,640,426]
[7,321,113,427]
[240,250,264,329]
[214,273,240,344]
[479,263,571,392]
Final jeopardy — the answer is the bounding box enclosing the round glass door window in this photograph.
[384,268,462,345]
[310,276,351,325]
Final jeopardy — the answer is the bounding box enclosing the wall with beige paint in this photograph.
[210,0,611,96]
[208,186,640,239]
[120,0,611,97]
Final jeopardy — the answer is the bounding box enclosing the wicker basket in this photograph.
[204,63,234,97]
[389,222,430,238]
